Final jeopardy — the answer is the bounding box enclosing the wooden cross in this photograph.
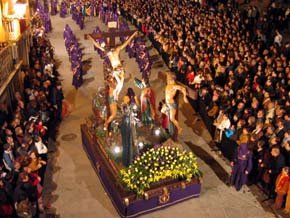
[84,28,136,49]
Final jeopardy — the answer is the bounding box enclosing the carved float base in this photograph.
[81,124,201,218]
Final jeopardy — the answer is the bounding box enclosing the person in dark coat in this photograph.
[50,82,64,122]
[249,140,267,185]
[267,146,285,199]
[276,119,286,143]
[282,141,290,167]
[230,143,253,191]
[14,172,37,203]
[13,172,38,217]
[0,178,14,217]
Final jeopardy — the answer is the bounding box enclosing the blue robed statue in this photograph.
[121,105,133,167]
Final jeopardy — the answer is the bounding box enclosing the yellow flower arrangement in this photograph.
[119,146,202,196]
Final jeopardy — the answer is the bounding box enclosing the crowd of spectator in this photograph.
[115,0,290,213]
[0,13,63,217]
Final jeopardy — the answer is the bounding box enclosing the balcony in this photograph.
[0,45,14,85]
[0,43,23,97]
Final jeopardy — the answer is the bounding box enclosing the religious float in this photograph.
[80,15,202,217]
[81,88,202,218]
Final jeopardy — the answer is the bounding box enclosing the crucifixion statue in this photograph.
[85,29,138,101]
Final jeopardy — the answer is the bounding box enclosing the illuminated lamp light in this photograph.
[113,146,121,154]
[138,141,144,149]
[154,128,161,137]
[14,1,27,18]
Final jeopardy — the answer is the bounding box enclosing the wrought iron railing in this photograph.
[0,45,15,88]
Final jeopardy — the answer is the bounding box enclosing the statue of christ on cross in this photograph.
[86,30,138,100]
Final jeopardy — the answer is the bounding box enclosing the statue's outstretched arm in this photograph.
[87,35,105,52]
[115,31,138,52]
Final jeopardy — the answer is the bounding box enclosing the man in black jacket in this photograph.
[267,146,285,199]
[50,82,64,122]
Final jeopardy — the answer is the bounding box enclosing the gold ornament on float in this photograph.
[159,187,170,204]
